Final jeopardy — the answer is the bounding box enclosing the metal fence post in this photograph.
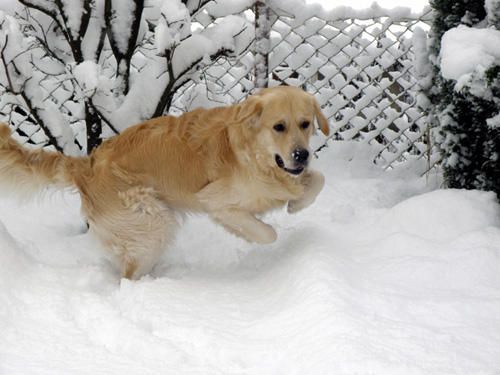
[253,1,270,91]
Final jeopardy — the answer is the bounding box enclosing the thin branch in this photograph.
[20,0,82,63]
[1,27,64,151]
[18,0,57,19]
[153,47,232,118]
[181,0,212,16]
[0,34,16,93]
[26,13,68,66]
[19,90,63,152]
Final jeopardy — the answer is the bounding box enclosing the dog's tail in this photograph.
[0,123,87,199]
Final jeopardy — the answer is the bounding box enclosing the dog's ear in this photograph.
[234,95,264,127]
[312,98,330,136]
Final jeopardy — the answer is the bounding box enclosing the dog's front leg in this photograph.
[209,207,277,244]
[197,181,277,244]
[287,168,325,214]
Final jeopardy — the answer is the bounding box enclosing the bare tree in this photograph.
[0,0,253,154]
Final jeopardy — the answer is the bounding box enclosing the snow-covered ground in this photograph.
[1,141,499,374]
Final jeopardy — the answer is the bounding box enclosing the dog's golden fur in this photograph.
[0,86,329,279]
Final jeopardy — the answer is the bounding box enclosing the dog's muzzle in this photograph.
[275,148,309,175]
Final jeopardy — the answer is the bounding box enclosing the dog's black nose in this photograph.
[291,149,309,165]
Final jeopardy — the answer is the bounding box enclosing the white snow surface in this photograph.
[155,0,191,53]
[110,0,136,55]
[1,141,500,374]
[440,25,500,85]
[270,0,431,23]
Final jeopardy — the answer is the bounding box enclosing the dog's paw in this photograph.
[225,219,277,244]
[288,170,325,214]
[259,224,278,244]
[287,198,308,214]
[247,223,277,244]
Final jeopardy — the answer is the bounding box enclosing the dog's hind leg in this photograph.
[87,187,178,280]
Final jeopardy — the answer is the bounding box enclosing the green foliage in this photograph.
[429,0,486,49]
[436,81,500,192]
[428,0,500,199]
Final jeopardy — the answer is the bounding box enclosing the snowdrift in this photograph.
[1,142,500,374]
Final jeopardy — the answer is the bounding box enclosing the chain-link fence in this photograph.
[1,2,436,170]
[271,6,435,169]
[172,3,436,170]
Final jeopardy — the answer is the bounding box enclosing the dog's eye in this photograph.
[273,124,286,132]
[300,121,310,130]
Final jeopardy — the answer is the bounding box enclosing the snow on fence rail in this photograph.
[171,2,436,170]
[0,1,435,170]
[271,5,435,169]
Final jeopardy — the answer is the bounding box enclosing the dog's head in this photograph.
[235,86,330,176]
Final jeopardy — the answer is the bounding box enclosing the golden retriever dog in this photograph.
[0,86,329,279]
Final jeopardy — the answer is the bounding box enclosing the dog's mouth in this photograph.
[275,154,305,176]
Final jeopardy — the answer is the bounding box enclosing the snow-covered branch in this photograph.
[0,0,253,154]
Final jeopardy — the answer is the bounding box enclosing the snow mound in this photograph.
[382,189,500,241]
[1,143,500,374]
[440,25,500,87]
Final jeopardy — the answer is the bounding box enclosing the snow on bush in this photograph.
[440,25,500,96]
[423,0,500,199]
